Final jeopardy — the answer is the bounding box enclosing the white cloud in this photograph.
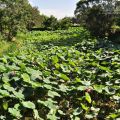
[39,8,73,19]
[28,0,79,19]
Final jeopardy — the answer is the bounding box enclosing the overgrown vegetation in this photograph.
[0,27,120,120]
[75,0,120,38]
[0,0,73,41]
[0,0,31,41]
[0,0,120,119]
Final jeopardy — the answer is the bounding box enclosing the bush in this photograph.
[109,25,120,43]
[0,0,32,41]
[43,15,59,30]
[42,16,72,31]
[85,6,114,37]
[59,17,72,30]
[75,0,118,38]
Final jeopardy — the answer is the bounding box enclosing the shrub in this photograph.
[59,17,72,30]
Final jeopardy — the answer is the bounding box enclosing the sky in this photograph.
[28,0,79,19]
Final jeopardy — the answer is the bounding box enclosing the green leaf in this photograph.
[3,101,8,110]
[104,87,116,95]
[52,56,59,64]
[48,91,60,98]
[33,109,41,120]
[0,115,6,120]
[0,90,9,97]
[81,80,91,86]
[30,81,42,88]
[69,60,76,66]
[107,113,119,119]
[85,114,94,119]
[19,63,26,70]
[14,104,20,109]
[0,65,6,72]
[2,74,10,83]
[6,64,19,71]
[112,95,120,101]
[55,63,60,69]
[59,84,68,92]
[73,108,82,116]
[43,71,51,77]
[58,110,65,115]
[59,73,70,81]
[54,70,70,81]
[93,85,105,93]
[21,73,30,83]
[85,92,91,103]
[75,117,80,120]
[8,108,22,118]
[81,103,89,111]
[38,99,57,109]
[91,107,100,112]
[75,78,81,83]
[44,84,52,90]
[77,86,87,91]
[47,109,57,120]
[27,68,42,76]
[60,64,70,73]
[99,65,112,73]
[13,91,24,100]
[3,84,14,92]
[2,58,7,64]
[22,101,35,109]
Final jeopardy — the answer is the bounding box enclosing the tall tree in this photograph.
[0,0,31,41]
[27,6,44,30]
[59,17,72,30]
[43,15,58,30]
[75,0,119,37]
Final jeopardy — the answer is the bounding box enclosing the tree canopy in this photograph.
[75,0,120,37]
[0,0,31,40]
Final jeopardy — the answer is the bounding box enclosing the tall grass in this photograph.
[0,34,24,56]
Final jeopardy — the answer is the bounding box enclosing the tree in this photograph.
[59,17,72,30]
[115,1,120,26]
[0,0,31,41]
[75,0,119,37]
[27,6,45,30]
[43,15,58,30]
[85,5,114,37]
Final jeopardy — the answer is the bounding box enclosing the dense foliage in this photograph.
[43,16,73,30]
[0,27,120,120]
[0,0,47,40]
[27,6,45,30]
[0,0,31,41]
[43,16,58,30]
[75,0,120,37]
[59,17,72,30]
[0,0,120,119]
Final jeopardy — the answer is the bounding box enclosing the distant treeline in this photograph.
[0,0,120,41]
[0,0,77,41]
[28,16,76,31]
